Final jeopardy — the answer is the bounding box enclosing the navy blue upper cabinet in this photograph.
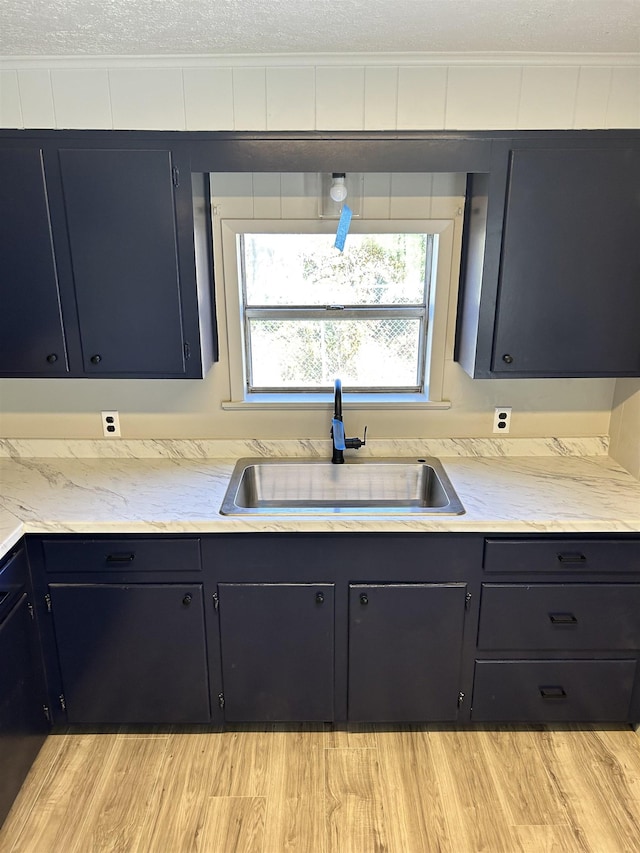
[0,149,69,375]
[59,149,188,375]
[0,139,216,378]
[456,136,640,378]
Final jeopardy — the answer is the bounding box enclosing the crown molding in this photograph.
[1,51,639,70]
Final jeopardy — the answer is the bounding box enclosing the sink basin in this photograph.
[220,457,464,515]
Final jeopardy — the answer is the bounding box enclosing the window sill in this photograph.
[221,393,451,411]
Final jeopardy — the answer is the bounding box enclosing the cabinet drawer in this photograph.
[472,659,636,721]
[43,538,201,573]
[478,584,640,650]
[0,547,27,599]
[484,538,640,574]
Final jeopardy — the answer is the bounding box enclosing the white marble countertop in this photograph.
[1,437,639,559]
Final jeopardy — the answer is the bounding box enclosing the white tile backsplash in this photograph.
[446,65,522,129]
[109,68,185,130]
[17,69,55,127]
[184,68,234,130]
[232,67,266,130]
[0,71,22,127]
[397,66,447,129]
[517,66,579,129]
[52,69,112,129]
[362,172,392,218]
[2,57,637,131]
[252,173,283,218]
[389,172,433,218]
[316,66,366,129]
[364,66,398,130]
[574,66,612,129]
[607,66,640,128]
[266,67,316,130]
[280,172,319,218]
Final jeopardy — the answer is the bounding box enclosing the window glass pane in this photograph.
[242,234,428,306]
[249,318,421,388]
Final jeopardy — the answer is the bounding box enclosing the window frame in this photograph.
[219,218,457,408]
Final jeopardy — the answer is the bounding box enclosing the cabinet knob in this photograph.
[46,353,58,364]
[182,594,192,606]
[315,591,325,604]
[360,593,369,606]
[90,354,102,365]
[502,353,514,364]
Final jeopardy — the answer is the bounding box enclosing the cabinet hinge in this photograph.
[27,601,35,620]
[218,692,225,709]
[212,592,219,611]
[43,704,51,722]
[172,165,180,187]
[184,342,191,361]
[44,593,52,613]
[59,694,66,712]
[465,592,472,610]
[457,691,465,708]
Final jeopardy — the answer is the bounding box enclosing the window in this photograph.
[220,219,457,406]
[242,230,434,391]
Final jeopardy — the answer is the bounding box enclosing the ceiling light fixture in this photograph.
[329,173,348,203]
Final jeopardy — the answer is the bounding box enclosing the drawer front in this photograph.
[43,538,201,573]
[484,539,640,574]
[472,659,637,722]
[0,547,27,607]
[478,583,640,650]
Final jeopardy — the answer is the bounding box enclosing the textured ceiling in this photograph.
[1,0,639,57]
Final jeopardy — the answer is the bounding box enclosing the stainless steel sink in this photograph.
[220,457,464,515]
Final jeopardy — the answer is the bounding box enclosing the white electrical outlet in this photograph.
[101,411,121,437]
[493,407,512,434]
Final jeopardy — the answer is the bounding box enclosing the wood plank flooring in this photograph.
[2,724,640,852]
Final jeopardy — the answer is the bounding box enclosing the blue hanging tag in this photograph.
[334,204,352,252]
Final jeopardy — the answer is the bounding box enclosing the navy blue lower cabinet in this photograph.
[471,659,637,722]
[0,593,48,826]
[348,583,468,722]
[48,583,211,724]
[217,583,335,722]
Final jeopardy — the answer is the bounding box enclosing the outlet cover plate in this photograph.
[493,407,512,434]
[101,410,121,438]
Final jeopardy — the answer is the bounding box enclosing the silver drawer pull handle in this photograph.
[539,686,567,700]
[106,552,135,563]
[549,612,578,625]
[557,552,587,564]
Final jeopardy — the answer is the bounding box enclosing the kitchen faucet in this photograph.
[331,378,367,463]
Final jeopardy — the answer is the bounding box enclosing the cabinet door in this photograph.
[218,583,334,722]
[348,583,467,722]
[0,594,48,825]
[58,148,187,376]
[492,147,640,376]
[49,583,210,724]
[0,148,68,375]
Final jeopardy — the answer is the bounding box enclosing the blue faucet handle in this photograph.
[331,418,346,450]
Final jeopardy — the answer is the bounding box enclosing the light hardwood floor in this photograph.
[2,723,640,852]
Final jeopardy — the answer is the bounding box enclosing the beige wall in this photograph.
[0,55,637,445]
[609,380,640,479]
